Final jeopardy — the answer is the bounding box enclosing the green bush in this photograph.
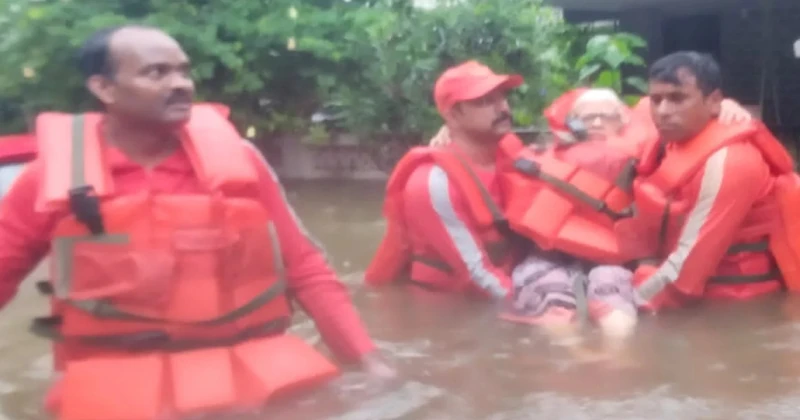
[309,0,565,144]
[0,0,647,141]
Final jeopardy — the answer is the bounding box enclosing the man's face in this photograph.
[570,99,625,140]
[447,89,513,143]
[649,68,721,143]
[90,28,195,127]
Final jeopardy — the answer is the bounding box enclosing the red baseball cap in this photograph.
[433,60,524,115]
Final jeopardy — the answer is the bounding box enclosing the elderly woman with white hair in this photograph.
[556,88,630,141]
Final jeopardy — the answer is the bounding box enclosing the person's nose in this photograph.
[654,100,675,120]
[497,98,510,113]
[170,71,195,93]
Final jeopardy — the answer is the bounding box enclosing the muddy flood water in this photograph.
[3,180,800,419]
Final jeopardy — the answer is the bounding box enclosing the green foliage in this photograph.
[0,0,357,134]
[311,0,565,142]
[0,0,648,141]
[538,27,649,105]
[576,33,649,104]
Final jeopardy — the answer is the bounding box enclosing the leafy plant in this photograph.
[0,0,648,140]
[575,33,648,103]
[0,0,356,135]
[313,0,565,143]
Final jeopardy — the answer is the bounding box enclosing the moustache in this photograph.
[492,113,512,127]
[165,90,193,106]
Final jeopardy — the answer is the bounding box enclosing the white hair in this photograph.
[572,88,624,109]
[570,88,629,125]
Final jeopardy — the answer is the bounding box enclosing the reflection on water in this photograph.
[2,180,800,419]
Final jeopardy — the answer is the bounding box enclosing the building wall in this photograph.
[261,136,398,181]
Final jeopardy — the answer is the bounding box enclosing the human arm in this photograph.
[404,164,512,299]
[634,143,770,310]
[428,126,451,147]
[719,98,753,124]
[243,144,393,373]
[0,160,53,309]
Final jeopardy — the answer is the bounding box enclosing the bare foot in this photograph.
[598,311,640,369]
[597,309,637,339]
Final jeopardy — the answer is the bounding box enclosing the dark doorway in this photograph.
[662,14,722,61]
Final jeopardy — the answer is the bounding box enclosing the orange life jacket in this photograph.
[364,135,523,293]
[502,102,658,265]
[625,96,660,155]
[502,141,638,264]
[34,104,339,420]
[499,91,659,264]
[631,119,800,289]
[207,102,231,119]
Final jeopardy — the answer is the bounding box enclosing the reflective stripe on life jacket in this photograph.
[34,104,339,419]
[632,119,796,288]
[364,135,523,292]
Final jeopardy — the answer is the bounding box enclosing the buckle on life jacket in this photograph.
[68,185,105,235]
[36,280,54,295]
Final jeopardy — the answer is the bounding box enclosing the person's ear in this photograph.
[86,75,116,106]
[707,89,723,116]
[441,103,463,125]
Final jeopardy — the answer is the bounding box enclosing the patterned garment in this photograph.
[508,255,583,317]
[586,265,637,318]
[507,254,636,320]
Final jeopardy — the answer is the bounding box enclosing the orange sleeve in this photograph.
[635,142,770,307]
[403,163,512,298]
[243,143,375,363]
[0,160,54,310]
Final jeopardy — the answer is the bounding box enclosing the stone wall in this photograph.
[263,135,406,181]
[263,130,546,180]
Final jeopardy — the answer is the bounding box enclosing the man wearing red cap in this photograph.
[364,61,526,298]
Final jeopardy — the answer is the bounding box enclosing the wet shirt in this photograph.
[0,140,375,363]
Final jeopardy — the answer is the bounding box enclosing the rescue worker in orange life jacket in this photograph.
[421,86,757,319]
[631,51,799,311]
[364,61,528,299]
[0,25,394,420]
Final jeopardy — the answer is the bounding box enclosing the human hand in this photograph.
[359,350,398,379]
[428,125,451,147]
[719,98,753,125]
